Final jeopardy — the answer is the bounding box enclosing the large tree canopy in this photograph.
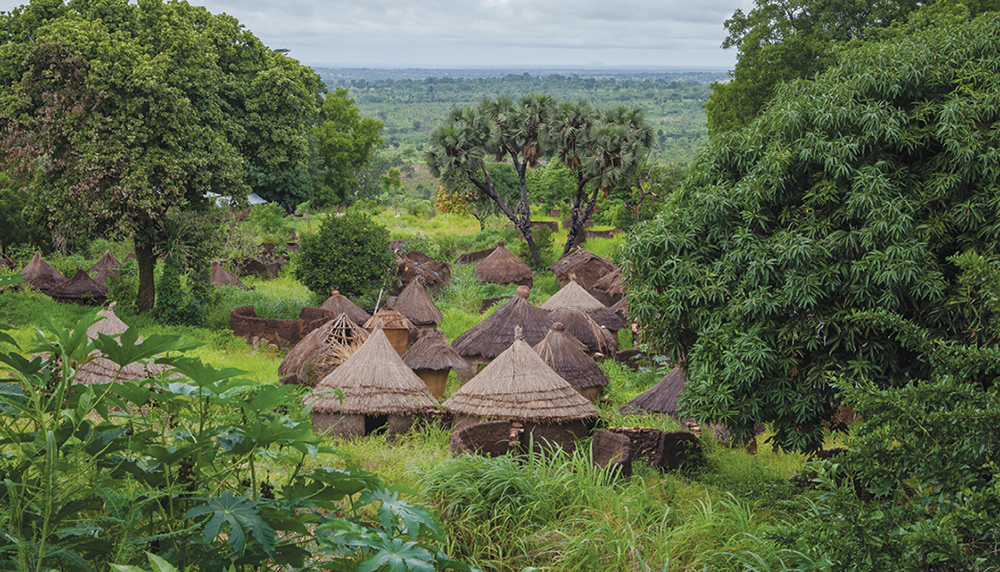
[310,87,384,207]
[623,12,1000,452]
[0,0,321,312]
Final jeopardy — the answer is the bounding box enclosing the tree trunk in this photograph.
[135,239,157,314]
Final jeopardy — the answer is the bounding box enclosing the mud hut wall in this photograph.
[383,328,410,356]
[455,357,490,383]
[522,420,590,454]
[387,415,415,437]
[230,305,306,347]
[578,386,602,404]
[455,248,496,265]
[312,412,365,440]
[449,420,517,457]
[415,369,449,400]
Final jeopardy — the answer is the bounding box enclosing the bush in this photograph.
[294,211,395,299]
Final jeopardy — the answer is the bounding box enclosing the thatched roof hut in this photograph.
[443,329,599,451]
[364,308,417,356]
[305,328,440,439]
[88,251,120,276]
[392,279,442,327]
[540,280,627,332]
[319,290,371,326]
[475,240,535,287]
[19,253,67,294]
[49,268,107,304]
[534,322,609,403]
[211,261,247,289]
[546,307,616,356]
[620,366,685,417]
[611,297,628,319]
[452,289,553,362]
[592,268,623,306]
[278,313,370,387]
[75,303,162,384]
[548,248,616,291]
[403,328,469,399]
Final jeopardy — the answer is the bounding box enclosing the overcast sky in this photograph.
[0,0,753,69]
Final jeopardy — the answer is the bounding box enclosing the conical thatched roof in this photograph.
[403,328,468,372]
[19,253,67,293]
[592,268,623,297]
[319,290,371,326]
[364,308,416,334]
[540,280,627,331]
[392,280,442,326]
[88,251,120,275]
[620,366,685,417]
[534,323,609,391]
[75,303,162,384]
[475,240,535,285]
[279,313,370,386]
[443,335,599,423]
[453,292,553,360]
[547,307,616,355]
[548,247,616,290]
[211,261,247,289]
[305,328,439,415]
[49,268,107,303]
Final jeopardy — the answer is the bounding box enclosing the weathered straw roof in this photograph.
[49,268,107,303]
[540,280,627,331]
[403,328,468,372]
[279,313,370,386]
[547,307,616,355]
[75,303,162,384]
[475,240,535,285]
[548,247,616,290]
[452,292,553,360]
[592,268,623,297]
[19,253,67,293]
[392,279,442,326]
[88,251,120,275]
[611,297,628,319]
[534,323,609,391]
[211,261,248,289]
[364,308,417,334]
[319,290,371,326]
[620,366,686,417]
[305,328,439,415]
[443,334,599,423]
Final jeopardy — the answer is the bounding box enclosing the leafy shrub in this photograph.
[294,210,395,299]
[106,258,139,315]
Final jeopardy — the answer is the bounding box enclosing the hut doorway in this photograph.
[365,414,389,436]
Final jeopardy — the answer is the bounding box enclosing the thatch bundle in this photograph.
[403,328,469,399]
[319,290,371,326]
[392,279,442,326]
[364,309,417,356]
[540,280,627,332]
[534,322,608,402]
[279,313,370,387]
[443,333,599,424]
[546,307,616,356]
[49,268,107,304]
[620,366,685,417]
[75,303,162,384]
[305,328,439,415]
[452,291,553,360]
[19,253,67,294]
[475,240,535,287]
[211,261,248,289]
[548,247,616,291]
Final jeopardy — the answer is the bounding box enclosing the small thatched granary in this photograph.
[75,303,162,384]
[540,280,627,333]
[305,328,440,440]
[211,261,248,289]
[19,253,67,294]
[548,247,616,291]
[402,328,468,399]
[534,322,609,403]
[452,287,553,378]
[278,313,370,387]
[475,240,535,287]
[392,279,442,328]
[49,268,107,305]
[364,308,417,356]
[620,366,686,418]
[318,290,371,326]
[443,329,599,452]
[546,307,616,356]
[88,251,120,276]
[592,268,623,306]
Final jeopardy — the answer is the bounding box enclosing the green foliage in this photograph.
[623,13,1000,452]
[311,87,385,206]
[246,203,293,246]
[295,211,395,299]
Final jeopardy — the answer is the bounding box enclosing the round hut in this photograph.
[591,268,623,307]
[75,303,163,384]
[211,261,248,289]
[19,253,67,294]
[88,251,120,276]
[278,313,370,387]
[392,279,442,329]
[620,366,686,418]
[443,328,599,452]
[548,247,616,291]
[475,240,535,287]
[540,280,627,342]
[305,328,440,440]
[546,307,616,356]
[49,268,107,305]
[402,328,468,399]
[534,322,609,403]
[452,287,553,379]
[364,309,417,356]
[319,289,371,326]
